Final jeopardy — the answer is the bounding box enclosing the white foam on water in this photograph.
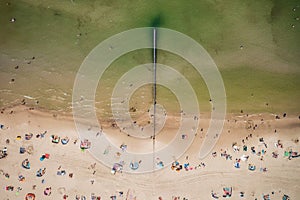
[23,95,35,100]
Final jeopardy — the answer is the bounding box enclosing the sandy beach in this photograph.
[1,1,299,199]
[0,105,299,199]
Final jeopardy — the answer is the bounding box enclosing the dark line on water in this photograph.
[151,26,157,197]
[152,27,157,173]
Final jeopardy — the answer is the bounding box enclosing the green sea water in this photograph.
[0,0,299,118]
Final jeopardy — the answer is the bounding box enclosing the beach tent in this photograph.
[22,159,30,169]
[25,193,35,200]
[222,187,232,198]
[282,194,290,200]
[130,161,139,170]
[248,164,256,171]
[61,137,69,145]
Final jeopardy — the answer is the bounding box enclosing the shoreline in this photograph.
[1,104,298,123]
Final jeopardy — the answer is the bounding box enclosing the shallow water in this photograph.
[0,0,299,116]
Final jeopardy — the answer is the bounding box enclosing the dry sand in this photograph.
[0,105,299,199]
